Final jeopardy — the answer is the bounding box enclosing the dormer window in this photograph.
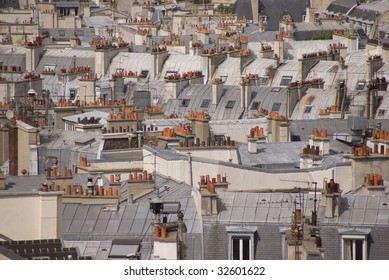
[44,64,56,73]
[226,226,257,260]
[339,228,370,260]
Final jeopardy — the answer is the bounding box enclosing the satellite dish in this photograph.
[5,110,14,120]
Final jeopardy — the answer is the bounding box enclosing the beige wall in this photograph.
[0,192,62,240]
[17,123,38,175]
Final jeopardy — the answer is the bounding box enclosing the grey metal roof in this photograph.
[238,141,307,168]
[321,194,389,226]
[291,88,337,120]
[233,0,309,30]
[348,0,389,23]
[83,16,114,30]
[289,118,350,142]
[203,192,319,224]
[62,176,200,259]
[159,54,203,81]
[210,118,267,143]
[163,84,288,121]
[0,46,26,71]
[107,52,151,77]
[326,0,357,14]
[213,57,246,85]
[38,129,101,174]
[41,28,96,43]
[35,48,95,74]
[2,175,46,192]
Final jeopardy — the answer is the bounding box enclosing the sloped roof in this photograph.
[326,0,357,14]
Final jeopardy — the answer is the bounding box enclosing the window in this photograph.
[342,237,367,260]
[226,226,256,260]
[356,81,366,90]
[69,89,76,100]
[200,99,211,108]
[259,76,269,85]
[271,102,281,112]
[378,109,387,117]
[181,99,190,107]
[44,64,56,73]
[340,229,370,260]
[115,68,124,74]
[251,101,261,110]
[232,237,250,260]
[280,76,293,86]
[304,105,313,114]
[225,100,236,109]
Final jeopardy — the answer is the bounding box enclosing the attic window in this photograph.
[304,105,313,114]
[225,100,235,109]
[271,87,281,92]
[251,101,261,110]
[181,99,190,107]
[377,109,386,117]
[280,76,293,86]
[76,29,84,36]
[44,64,56,72]
[58,29,66,37]
[259,76,269,85]
[200,99,211,108]
[271,102,281,112]
[69,89,76,100]
[356,81,366,90]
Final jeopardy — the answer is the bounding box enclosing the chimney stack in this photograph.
[324,179,342,218]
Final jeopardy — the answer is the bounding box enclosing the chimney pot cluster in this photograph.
[128,170,153,182]
[302,144,320,156]
[77,116,101,125]
[79,156,88,167]
[351,145,374,157]
[187,111,209,120]
[364,173,384,186]
[108,107,137,120]
[249,126,264,138]
[311,128,327,138]
[65,184,118,197]
[325,179,341,194]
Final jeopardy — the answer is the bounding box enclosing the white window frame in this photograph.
[226,226,256,260]
[341,234,368,260]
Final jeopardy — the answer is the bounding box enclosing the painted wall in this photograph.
[0,192,62,240]
[143,147,353,193]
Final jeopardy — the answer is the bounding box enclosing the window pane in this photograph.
[232,238,240,260]
[242,238,250,260]
[344,239,352,260]
[280,76,293,86]
[355,240,363,260]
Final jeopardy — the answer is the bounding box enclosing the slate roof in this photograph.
[326,0,357,14]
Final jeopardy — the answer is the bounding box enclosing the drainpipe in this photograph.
[187,152,193,186]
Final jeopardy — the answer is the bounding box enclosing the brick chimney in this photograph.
[212,78,224,105]
[309,129,330,156]
[240,75,251,109]
[323,179,342,218]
